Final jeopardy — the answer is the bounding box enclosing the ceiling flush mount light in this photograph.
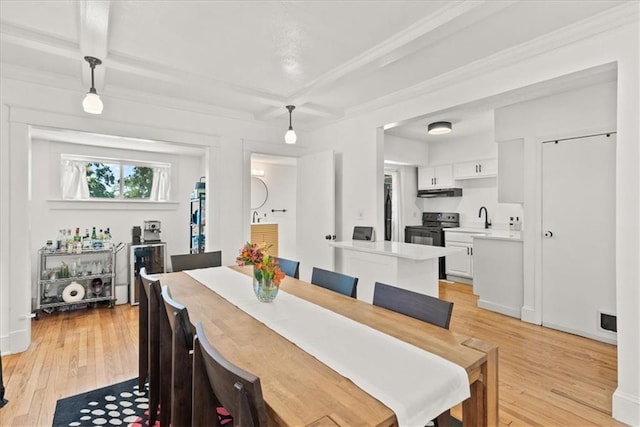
[82,56,103,114]
[427,121,452,135]
[284,105,297,144]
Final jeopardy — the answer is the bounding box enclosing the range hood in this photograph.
[417,188,463,198]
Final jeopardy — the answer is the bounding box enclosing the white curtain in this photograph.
[149,166,171,201]
[61,159,90,199]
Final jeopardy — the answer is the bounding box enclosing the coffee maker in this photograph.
[143,220,162,242]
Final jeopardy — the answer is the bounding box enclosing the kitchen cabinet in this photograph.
[251,223,279,256]
[473,237,523,318]
[453,158,497,179]
[444,231,481,280]
[35,248,115,315]
[497,139,524,203]
[445,241,473,279]
[417,164,453,189]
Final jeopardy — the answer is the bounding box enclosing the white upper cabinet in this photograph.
[453,158,497,179]
[418,164,454,190]
[497,139,524,203]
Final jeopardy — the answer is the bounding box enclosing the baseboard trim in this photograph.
[477,300,521,319]
[542,321,617,345]
[520,306,540,325]
[612,389,640,426]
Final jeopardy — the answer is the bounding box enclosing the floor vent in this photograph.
[600,312,617,333]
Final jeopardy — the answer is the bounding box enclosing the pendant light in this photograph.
[284,105,297,144]
[82,56,103,114]
[427,121,452,135]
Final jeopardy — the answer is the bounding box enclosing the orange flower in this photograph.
[236,242,284,286]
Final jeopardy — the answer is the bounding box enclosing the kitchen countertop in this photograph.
[446,227,523,242]
[329,240,463,261]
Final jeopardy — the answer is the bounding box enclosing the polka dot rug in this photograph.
[53,378,159,427]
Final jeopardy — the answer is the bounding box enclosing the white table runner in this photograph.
[185,267,470,426]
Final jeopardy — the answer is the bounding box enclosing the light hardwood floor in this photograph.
[0,282,623,426]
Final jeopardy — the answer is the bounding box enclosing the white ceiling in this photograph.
[0,0,627,133]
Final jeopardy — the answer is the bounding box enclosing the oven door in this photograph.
[404,227,446,279]
[404,227,442,246]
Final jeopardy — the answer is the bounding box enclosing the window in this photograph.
[86,162,154,198]
[61,155,171,201]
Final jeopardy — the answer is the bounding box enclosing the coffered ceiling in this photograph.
[0,0,628,131]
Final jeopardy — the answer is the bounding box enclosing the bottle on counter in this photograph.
[56,229,64,251]
[103,227,112,249]
[514,217,522,231]
[66,228,74,253]
[83,229,92,250]
[509,217,514,231]
[91,226,97,243]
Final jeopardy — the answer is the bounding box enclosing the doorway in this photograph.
[250,154,298,259]
[541,133,616,344]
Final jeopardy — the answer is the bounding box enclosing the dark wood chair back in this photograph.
[373,282,454,329]
[151,279,172,427]
[161,285,195,427]
[192,322,268,427]
[137,270,148,389]
[274,257,300,279]
[310,267,358,298]
[170,251,222,272]
[139,268,160,426]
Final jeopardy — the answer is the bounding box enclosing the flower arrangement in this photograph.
[236,242,285,286]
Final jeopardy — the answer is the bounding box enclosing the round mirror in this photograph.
[251,177,268,209]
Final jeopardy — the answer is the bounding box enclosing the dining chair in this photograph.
[137,271,148,390]
[274,257,300,279]
[161,285,195,427]
[139,268,160,426]
[170,250,222,272]
[151,280,172,427]
[310,267,358,298]
[192,322,268,427]
[372,281,454,427]
[372,282,453,329]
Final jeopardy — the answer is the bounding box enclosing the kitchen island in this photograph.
[329,240,463,303]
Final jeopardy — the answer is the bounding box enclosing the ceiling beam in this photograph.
[280,1,512,109]
[254,103,343,122]
[78,0,111,91]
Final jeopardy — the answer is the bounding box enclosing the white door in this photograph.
[542,134,616,344]
[296,150,335,281]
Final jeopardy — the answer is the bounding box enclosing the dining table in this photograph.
[159,266,498,426]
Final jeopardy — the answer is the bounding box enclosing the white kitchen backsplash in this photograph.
[420,177,523,230]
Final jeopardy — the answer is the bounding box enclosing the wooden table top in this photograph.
[161,266,490,426]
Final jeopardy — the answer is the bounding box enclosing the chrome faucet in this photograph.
[252,211,259,223]
[478,206,491,229]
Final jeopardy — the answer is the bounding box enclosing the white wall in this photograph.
[383,134,429,233]
[495,80,618,322]
[383,134,429,165]
[0,5,638,425]
[422,178,523,229]
[422,130,523,228]
[0,76,293,356]
[29,138,203,284]
[250,160,297,259]
[305,12,639,424]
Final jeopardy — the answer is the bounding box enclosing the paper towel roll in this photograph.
[62,281,85,302]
